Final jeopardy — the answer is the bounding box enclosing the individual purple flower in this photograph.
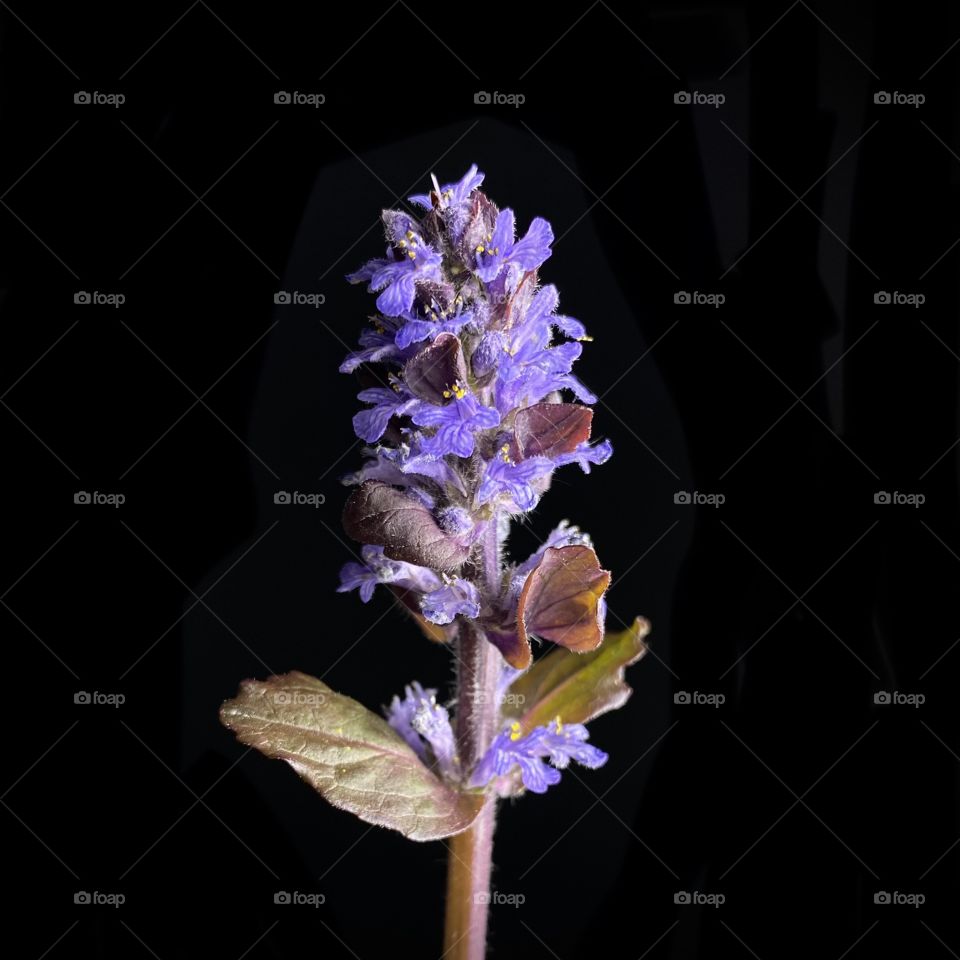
[475,209,554,283]
[420,577,481,625]
[347,226,443,318]
[409,386,500,458]
[410,695,458,778]
[553,438,614,473]
[476,452,554,511]
[337,545,440,603]
[409,164,485,210]
[352,385,419,443]
[386,681,436,758]
[469,718,608,794]
[386,682,459,778]
[394,303,474,350]
[338,320,405,373]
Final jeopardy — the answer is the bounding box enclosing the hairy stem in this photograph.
[444,517,503,960]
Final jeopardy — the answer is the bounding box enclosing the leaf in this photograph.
[505,617,650,734]
[220,672,483,842]
[516,544,611,657]
[513,402,593,460]
[404,332,468,403]
[343,481,469,574]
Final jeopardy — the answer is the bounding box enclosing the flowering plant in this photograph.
[220,165,649,959]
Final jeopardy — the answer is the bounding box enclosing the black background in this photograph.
[4,2,960,958]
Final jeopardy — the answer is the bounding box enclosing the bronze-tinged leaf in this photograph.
[513,403,593,460]
[487,626,533,671]
[404,332,468,403]
[220,672,484,842]
[516,545,611,654]
[505,617,649,734]
[342,481,468,574]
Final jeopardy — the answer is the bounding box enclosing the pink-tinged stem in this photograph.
[444,518,503,960]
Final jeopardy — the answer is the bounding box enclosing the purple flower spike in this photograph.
[469,718,607,794]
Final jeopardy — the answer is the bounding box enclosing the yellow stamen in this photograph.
[406,229,415,239]
[509,721,522,742]
[407,250,416,260]
[476,244,485,254]
[578,334,594,342]
[554,715,563,733]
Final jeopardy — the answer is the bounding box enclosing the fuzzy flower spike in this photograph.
[220,165,649,960]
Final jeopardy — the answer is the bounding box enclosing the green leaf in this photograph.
[220,672,483,842]
[505,617,650,734]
